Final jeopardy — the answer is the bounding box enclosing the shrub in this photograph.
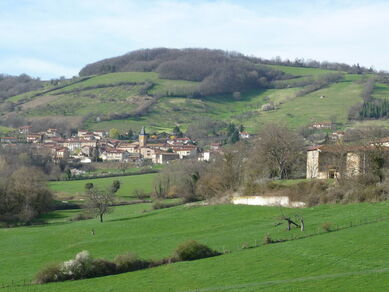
[61,250,94,280]
[35,263,63,284]
[111,180,121,193]
[152,200,183,210]
[173,240,220,261]
[114,253,150,273]
[134,189,150,199]
[69,212,93,221]
[263,234,273,245]
[91,259,117,277]
[321,222,332,232]
[85,182,94,190]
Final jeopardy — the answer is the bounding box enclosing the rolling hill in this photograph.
[0,48,387,135]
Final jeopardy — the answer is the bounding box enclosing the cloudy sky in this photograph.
[0,0,388,79]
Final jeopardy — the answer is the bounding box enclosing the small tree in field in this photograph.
[85,188,114,223]
[111,180,121,193]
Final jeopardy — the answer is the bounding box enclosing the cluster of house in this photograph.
[0,126,230,164]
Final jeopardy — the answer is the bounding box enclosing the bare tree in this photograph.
[85,188,114,223]
[253,124,304,179]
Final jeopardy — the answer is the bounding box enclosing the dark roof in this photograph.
[140,126,146,135]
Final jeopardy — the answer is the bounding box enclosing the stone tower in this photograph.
[139,126,147,147]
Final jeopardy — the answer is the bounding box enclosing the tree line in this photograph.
[79,48,287,96]
[0,74,43,101]
[348,78,389,120]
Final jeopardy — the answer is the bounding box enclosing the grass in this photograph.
[372,82,389,100]
[48,173,157,198]
[245,77,363,130]
[2,201,389,291]
[267,65,339,76]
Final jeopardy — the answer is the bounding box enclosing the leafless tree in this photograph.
[253,124,304,179]
[85,188,114,223]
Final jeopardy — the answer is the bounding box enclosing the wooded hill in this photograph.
[0,48,389,135]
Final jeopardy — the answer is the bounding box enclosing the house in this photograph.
[93,130,107,139]
[46,128,59,138]
[117,142,140,153]
[19,126,32,135]
[53,147,69,160]
[198,151,211,161]
[152,151,180,164]
[127,152,142,162]
[140,147,156,159]
[101,148,129,161]
[306,145,387,179]
[210,143,222,151]
[239,131,250,139]
[77,130,90,137]
[172,145,198,159]
[331,131,345,141]
[167,137,192,146]
[1,137,18,143]
[27,134,43,143]
[63,139,82,151]
[310,122,332,130]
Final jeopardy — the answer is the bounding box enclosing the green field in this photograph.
[2,201,389,291]
[49,173,157,198]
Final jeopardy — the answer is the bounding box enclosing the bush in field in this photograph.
[90,259,117,277]
[173,240,220,261]
[61,250,94,280]
[35,263,63,284]
[85,182,94,190]
[69,212,94,221]
[111,180,121,193]
[152,200,183,210]
[263,234,274,245]
[114,253,150,273]
[321,222,332,232]
[36,242,222,284]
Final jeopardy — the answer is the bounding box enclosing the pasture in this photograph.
[1,201,389,291]
[48,173,157,198]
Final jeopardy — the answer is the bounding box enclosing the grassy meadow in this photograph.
[2,201,389,291]
[48,173,157,198]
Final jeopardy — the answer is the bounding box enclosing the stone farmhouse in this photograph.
[306,144,389,179]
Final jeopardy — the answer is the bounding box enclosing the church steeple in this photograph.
[139,126,147,147]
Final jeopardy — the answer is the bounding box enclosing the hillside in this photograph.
[0,49,388,135]
[2,201,389,291]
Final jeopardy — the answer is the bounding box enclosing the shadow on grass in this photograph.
[108,211,160,223]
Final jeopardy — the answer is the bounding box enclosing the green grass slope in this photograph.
[49,173,157,198]
[2,66,374,133]
[2,201,389,291]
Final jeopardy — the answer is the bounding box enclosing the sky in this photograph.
[0,0,388,80]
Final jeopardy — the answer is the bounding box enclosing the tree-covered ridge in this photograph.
[0,74,43,101]
[79,48,287,95]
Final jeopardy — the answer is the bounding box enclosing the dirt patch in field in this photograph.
[21,95,62,110]
[27,115,84,128]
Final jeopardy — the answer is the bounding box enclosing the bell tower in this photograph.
[139,126,147,147]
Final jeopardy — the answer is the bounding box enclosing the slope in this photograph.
[0,65,368,133]
[1,201,389,291]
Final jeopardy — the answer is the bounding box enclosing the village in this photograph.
[0,125,250,165]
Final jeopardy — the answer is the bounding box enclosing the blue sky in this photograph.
[0,0,388,79]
